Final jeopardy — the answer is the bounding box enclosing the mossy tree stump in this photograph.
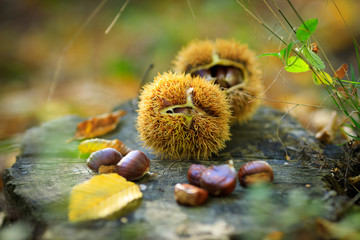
[4,100,343,239]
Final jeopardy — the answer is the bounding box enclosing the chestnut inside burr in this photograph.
[166,106,193,115]
[192,66,244,89]
[161,87,218,122]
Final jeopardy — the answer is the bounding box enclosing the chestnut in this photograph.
[87,148,122,172]
[174,183,208,206]
[98,165,116,174]
[187,164,208,187]
[199,161,236,196]
[115,150,150,181]
[238,161,274,187]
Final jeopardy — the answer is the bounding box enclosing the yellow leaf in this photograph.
[78,138,132,156]
[68,173,142,222]
[313,71,333,85]
[67,110,127,142]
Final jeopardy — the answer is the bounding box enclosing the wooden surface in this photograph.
[3,100,342,239]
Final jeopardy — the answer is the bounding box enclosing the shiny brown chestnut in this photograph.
[199,161,236,196]
[115,150,150,181]
[238,161,274,187]
[87,148,123,172]
[174,183,209,206]
[187,164,208,187]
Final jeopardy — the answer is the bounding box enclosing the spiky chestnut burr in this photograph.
[137,71,231,160]
[173,39,263,123]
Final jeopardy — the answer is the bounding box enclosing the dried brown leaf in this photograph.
[67,110,126,142]
[311,43,319,54]
[334,63,348,79]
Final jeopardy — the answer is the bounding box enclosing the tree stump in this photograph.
[3,100,343,239]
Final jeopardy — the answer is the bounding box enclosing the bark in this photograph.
[3,100,343,239]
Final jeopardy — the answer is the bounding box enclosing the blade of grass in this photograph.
[331,0,360,50]
[336,77,360,119]
[350,65,359,99]
[334,91,360,133]
[264,0,296,37]
[236,0,287,45]
[277,9,296,35]
[354,39,360,77]
[339,80,360,85]
[48,0,108,103]
[286,0,306,29]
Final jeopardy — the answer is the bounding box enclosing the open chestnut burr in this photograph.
[173,39,264,123]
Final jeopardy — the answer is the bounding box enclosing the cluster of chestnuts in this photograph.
[174,160,274,206]
[86,148,150,181]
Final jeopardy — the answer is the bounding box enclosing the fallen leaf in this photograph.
[311,43,319,54]
[341,125,357,141]
[348,175,360,184]
[78,138,132,156]
[334,63,348,79]
[68,110,126,142]
[68,173,142,222]
[336,85,356,99]
[315,111,337,144]
[263,231,284,240]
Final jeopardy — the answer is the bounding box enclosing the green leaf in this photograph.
[280,42,296,64]
[257,53,281,59]
[296,18,318,42]
[285,56,310,73]
[302,47,325,70]
[312,71,333,85]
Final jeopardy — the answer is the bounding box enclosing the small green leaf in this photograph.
[296,18,318,42]
[257,53,281,59]
[312,71,333,85]
[302,47,325,70]
[280,42,296,64]
[285,56,310,73]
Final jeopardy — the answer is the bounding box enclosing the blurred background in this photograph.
[0,0,359,175]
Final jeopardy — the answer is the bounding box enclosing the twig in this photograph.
[277,104,298,160]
